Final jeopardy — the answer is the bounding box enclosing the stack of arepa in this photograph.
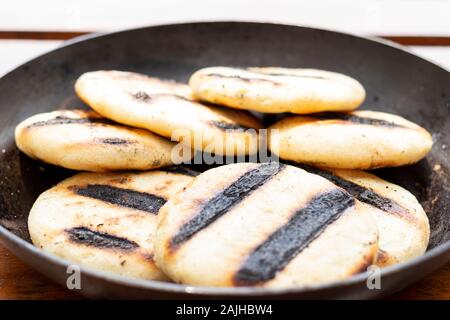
[15,66,432,288]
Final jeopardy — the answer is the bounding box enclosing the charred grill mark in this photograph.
[132,91,192,103]
[28,116,115,128]
[70,184,166,214]
[297,164,415,222]
[205,73,281,85]
[66,227,139,250]
[206,69,327,85]
[251,71,327,80]
[209,120,251,131]
[170,162,286,248]
[311,112,401,128]
[96,138,133,145]
[133,91,152,101]
[141,253,155,263]
[234,189,354,285]
[376,249,390,266]
[161,166,200,177]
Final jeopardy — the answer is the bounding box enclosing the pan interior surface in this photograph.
[0,22,449,297]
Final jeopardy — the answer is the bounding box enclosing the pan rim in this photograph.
[0,21,448,296]
[0,21,449,81]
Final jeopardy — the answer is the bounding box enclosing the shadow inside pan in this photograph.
[0,22,449,299]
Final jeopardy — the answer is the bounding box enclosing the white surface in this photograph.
[1,0,450,36]
[0,40,61,76]
[410,46,450,70]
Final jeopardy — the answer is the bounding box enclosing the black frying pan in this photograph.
[0,22,448,299]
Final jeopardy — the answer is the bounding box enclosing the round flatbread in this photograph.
[189,66,365,114]
[28,168,197,280]
[155,162,379,288]
[297,165,430,267]
[268,110,433,169]
[15,109,189,172]
[75,70,262,156]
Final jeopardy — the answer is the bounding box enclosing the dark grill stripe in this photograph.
[311,112,401,128]
[209,120,251,130]
[96,138,132,145]
[28,116,115,127]
[71,184,166,214]
[161,166,199,177]
[207,69,327,84]
[297,164,413,221]
[234,189,355,285]
[250,70,327,80]
[132,91,253,131]
[66,227,139,250]
[170,162,285,248]
[132,91,192,103]
[206,73,280,85]
[132,91,152,101]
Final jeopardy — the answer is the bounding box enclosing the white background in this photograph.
[0,0,449,74]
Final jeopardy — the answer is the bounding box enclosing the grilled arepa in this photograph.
[28,168,197,280]
[189,66,365,114]
[268,110,433,169]
[75,70,262,156]
[15,109,189,172]
[155,162,379,288]
[298,165,430,267]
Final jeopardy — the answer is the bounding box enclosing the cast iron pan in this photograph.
[0,22,448,299]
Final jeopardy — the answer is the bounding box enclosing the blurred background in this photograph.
[1,0,449,74]
[0,0,449,300]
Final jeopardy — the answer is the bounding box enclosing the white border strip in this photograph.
[1,0,450,36]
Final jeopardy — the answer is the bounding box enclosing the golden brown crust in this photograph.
[327,168,430,267]
[15,109,187,172]
[29,170,195,280]
[189,67,366,114]
[268,110,433,169]
[155,163,379,288]
[75,70,262,156]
